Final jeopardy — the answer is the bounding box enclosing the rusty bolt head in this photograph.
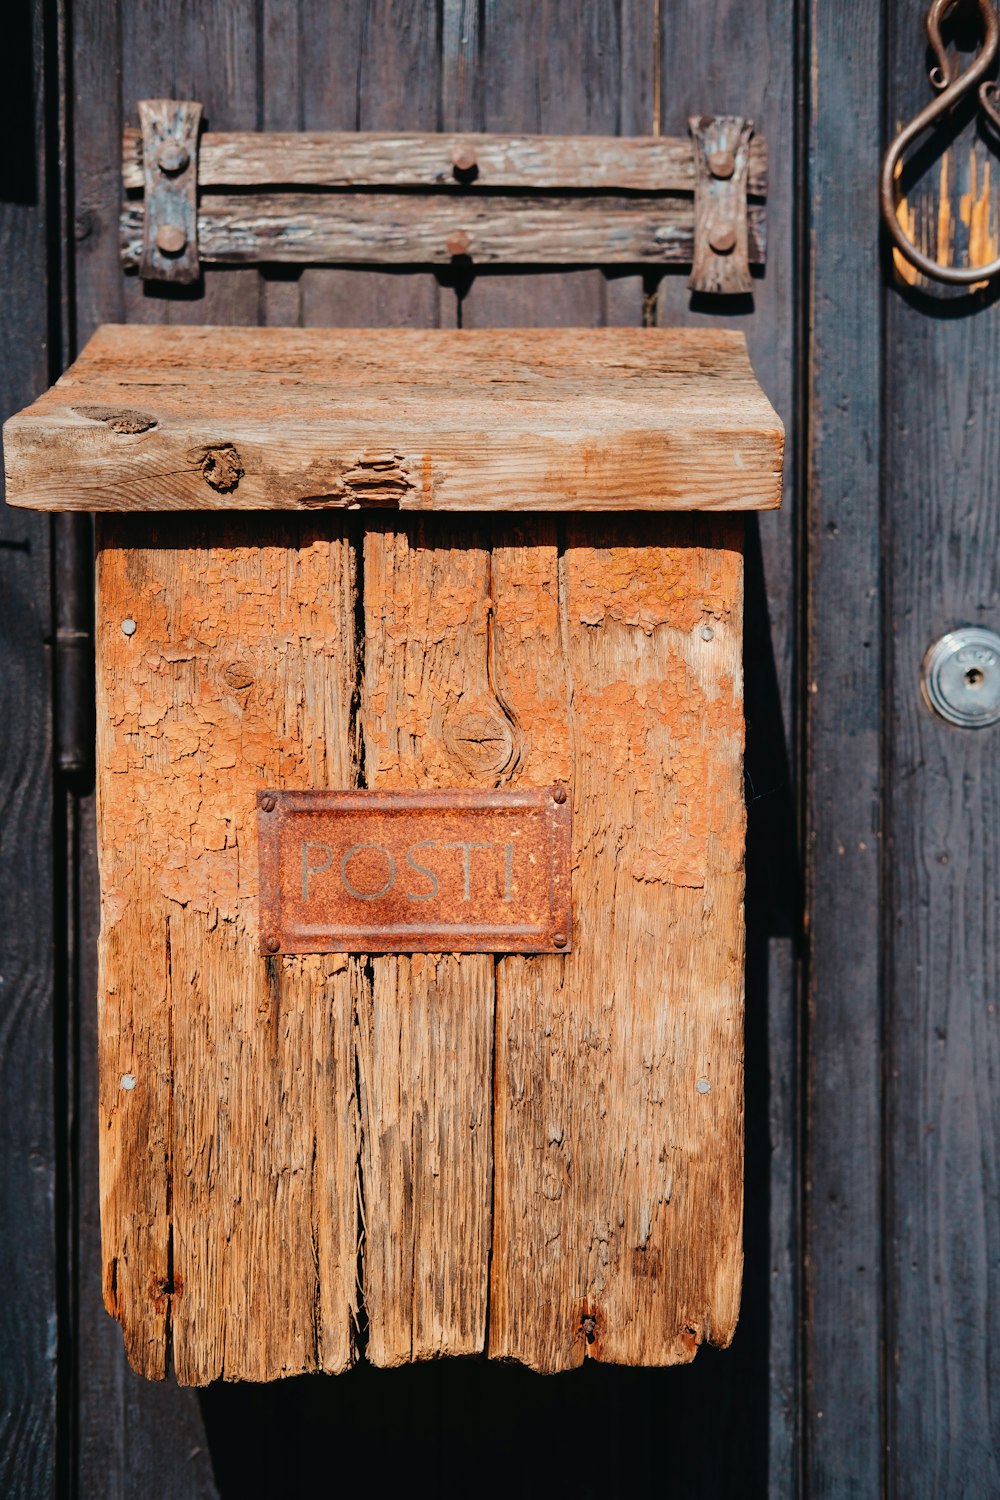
[707,148,736,180]
[155,223,188,255]
[259,794,276,813]
[446,230,471,257]
[553,933,568,949]
[709,226,737,255]
[156,141,191,174]
[264,935,281,954]
[451,144,478,178]
[552,785,568,804]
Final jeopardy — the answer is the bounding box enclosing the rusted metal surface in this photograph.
[880,0,1000,285]
[257,787,572,955]
[689,114,755,295]
[137,99,202,283]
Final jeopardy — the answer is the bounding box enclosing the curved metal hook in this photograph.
[881,0,1000,285]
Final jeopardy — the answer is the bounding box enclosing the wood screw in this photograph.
[552,785,567,803]
[709,226,737,255]
[707,148,736,179]
[259,794,276,812]
[156,142,190,174]
[446,230,471,257]
[553,933,568,948]
[264,935,280,954]
[155,224,188,255]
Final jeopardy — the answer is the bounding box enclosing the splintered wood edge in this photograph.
[3,326,784,514]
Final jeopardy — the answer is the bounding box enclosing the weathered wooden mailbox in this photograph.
[4,323,782,1383]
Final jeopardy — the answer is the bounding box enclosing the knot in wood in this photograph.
[200,445,244,493]
[444,702,518,777]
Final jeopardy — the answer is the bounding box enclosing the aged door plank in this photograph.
[0,2,59,1489]
[658,0,802,1488]
[357,519,496,1364]
[805,1,885,1495]
[885,8,1000,1492]
[489,515,746,1371]
[96,516,360,1384]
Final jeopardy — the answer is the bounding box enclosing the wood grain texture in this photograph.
[884,7,1000,1493]
[489,516,746,1371]
[805,1,885,1495]
[657,0,802,1487]
[4,325,784,515]
[119,191,766,272]
[357,520,497,1364]
[122,126,769,193]
[96,516,361,1384]
[0,2,59,1491]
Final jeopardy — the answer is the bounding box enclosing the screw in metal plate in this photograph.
[121,617,137,637]
[552,785,568,804]
[921,627,1000,728]
[156,141,190,174]
[155,223,188,256]
[553,933,568,948]
[259,793,276,812]
[264,935,281,954]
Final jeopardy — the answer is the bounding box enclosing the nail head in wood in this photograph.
[446,229,471,256]
[451,144,478,180]
[155,224,188,255]
[156,142,191,174]
[709,226,737,255]
[708,148,736,179]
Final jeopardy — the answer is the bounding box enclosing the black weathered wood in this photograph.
[884,7,1000,1493]
[0,2,57,1496]
[805,2,885,1495]
[657,2,802,1493]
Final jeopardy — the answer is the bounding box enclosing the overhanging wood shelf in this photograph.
[3,325,783,514]
[2,325,783,1384]
[121,104,767,294]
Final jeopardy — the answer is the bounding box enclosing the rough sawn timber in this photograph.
[118,192,767,272]
[96,516,361,1384]
[489,515,746,1370]
[121,127,768,194]
[3,325,784,515]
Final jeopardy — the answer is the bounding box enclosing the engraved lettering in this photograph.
[406,840,439,901]
[302,841,334,900]
[340,842,396,900]
[443,840,493,901]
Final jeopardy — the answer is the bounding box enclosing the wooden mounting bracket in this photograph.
[123,105,766,292]
[137,100,202,283]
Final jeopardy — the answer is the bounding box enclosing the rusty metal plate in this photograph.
[257,787,572,955]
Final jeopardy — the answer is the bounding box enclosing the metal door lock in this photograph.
[921,627,1000,727]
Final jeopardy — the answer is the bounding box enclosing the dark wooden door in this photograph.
[2,0,998,1494]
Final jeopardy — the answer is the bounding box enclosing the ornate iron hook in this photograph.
[881,0,1000,285]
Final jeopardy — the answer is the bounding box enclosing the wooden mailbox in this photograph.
[3,324,782,1384]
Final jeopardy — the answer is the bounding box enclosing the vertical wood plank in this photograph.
[489,516,746,1372]
[0,0,58,1490]
[806,1,885,1494]
[658,3,802,1490]
[884,8,1000,1493]
[357,520,496,1363]
[96,517,360,1384]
